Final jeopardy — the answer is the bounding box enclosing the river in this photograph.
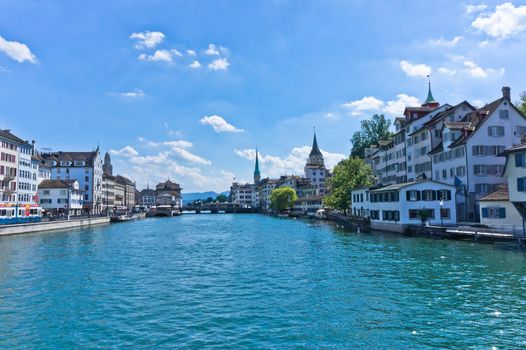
[1,214,525,348]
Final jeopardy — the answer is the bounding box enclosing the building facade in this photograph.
[304,132,329,195]
[41,148,103,214]
[38,179,84,216]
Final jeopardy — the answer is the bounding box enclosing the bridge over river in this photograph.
[182,203,257,214]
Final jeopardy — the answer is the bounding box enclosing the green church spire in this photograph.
[424,75,437,105]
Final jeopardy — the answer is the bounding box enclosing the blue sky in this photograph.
[1,0,526,192]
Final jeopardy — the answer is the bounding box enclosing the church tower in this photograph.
[421,75,439,108]
[253,148,261,184]
[103,151,113,175]
[304,129,328,195]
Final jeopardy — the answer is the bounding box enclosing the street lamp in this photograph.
[439,199,444,228]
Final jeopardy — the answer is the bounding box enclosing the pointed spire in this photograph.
[424,74,437,106]
[253,147,261,184]
[309,127,322,157]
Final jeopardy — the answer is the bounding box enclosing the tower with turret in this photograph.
[304,130,329,195]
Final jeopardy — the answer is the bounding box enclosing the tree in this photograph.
[205,197,214,203]
[269,187,298,213]
[324,157,374,214]
[517,91,526,115]
[350,114,393,158]
[216,194,228,203]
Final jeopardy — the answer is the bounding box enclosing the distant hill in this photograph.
[182,191,229,204]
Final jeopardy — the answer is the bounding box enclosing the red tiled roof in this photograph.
[478,184,509,201]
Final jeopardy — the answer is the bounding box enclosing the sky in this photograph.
[1,1,526,192]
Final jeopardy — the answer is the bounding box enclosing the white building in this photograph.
[478,185,523,232]
[230,182,259,208]
[351,180,457,233]
[38,179,84,216]
[17,141,38,204]
[41,148,103,214]
[431,87,526,221]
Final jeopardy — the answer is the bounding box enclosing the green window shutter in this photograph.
[482,208,489,218]
[499,208,506,218]
[416,191,421,201]
[446,190,452,200]
[406,191,410,201]
[516,153,523,167]
[518,178,525,192]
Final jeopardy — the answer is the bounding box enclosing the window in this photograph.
[515,153,526,167]
[474,165,487,176]
[518,178,526,192]
[370,210,380,220]
[406,190,420,201]
[440,208,450,219]
[481,207,506,219]
[456,166,466,177]
[442,169,447,179]
[450,168,454,177]
[488,126,504,137]
[516,126,526,137]
[422,190,436,201]
[499,110,509,119]
[435,129,440,138]
[472,145,486,156]
[437,190,452,201]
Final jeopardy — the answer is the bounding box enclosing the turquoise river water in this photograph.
[1,214,526,349]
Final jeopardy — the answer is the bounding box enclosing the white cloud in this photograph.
[437,67,457,76]
[200,115,243,133]
[205,43,220,55]
[113,89,145,98]
[0,35,37,63]
[108,141,230,191]
[341,93,420,117]
[189,60,201,68]
[342,96,384,112]
[208,58,230,71]
[399,60,432,77]
[110,146,139,157]
[130,31,165,49]
[138,49,176,62]
[187,49,196,56]
[472,3,526,38]
[465,3,488,14]
[0,65,10,73]
[462,60,504,78]
[426,36,463,47]
[384,94,421,116]
[234,147,345,178]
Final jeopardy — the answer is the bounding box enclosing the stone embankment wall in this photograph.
[0,217,110,237]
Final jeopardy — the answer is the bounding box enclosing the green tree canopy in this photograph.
[269,187,298,213]
[324,157,374,214]
[518,91,526,115]
[350,114,393,158]
[215,194,228,203]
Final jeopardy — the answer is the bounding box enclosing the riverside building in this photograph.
[41,148,103,214]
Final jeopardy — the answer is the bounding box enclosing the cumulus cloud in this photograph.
[108,141,231,191]
[110,146,139,157]
[341,94,420,117]
[463,60,504,78]
[0,35,37,63]
[342,96,384,113]
[205,43,220,55]
[208,58,230,71]
[138,49,180,62]
[189,60,201,68]
[234,147,345,178]
[472,3,526,38]
[130,31,165,49]
[200,115,243,133]
[187,49,196,56]
[399,60,432,77]
[384,94,421,115]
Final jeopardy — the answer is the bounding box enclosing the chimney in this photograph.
[502,86,511,101]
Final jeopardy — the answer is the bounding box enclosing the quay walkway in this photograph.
[0,216,110,237]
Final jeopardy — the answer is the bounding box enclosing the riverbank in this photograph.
[0,216,111,236]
